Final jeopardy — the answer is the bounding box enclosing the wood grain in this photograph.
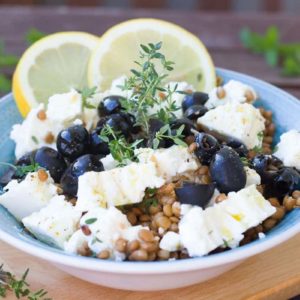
[0,8,299,299]
[0,7,300,93]
[0,234,299,300]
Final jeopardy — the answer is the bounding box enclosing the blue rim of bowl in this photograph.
[0,68,299,274]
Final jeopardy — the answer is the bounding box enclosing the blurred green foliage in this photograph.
[240,26,300,76]
[0,28,46,93]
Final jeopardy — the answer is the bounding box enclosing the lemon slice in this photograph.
[88,18,216,93]
[13,32,99,117]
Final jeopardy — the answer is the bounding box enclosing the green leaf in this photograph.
[265,49,278,66]
[31,136,39,144]
[174,138,187,147]
[140,44,150,53]
[155,41,162,50]
[0,74,11,93]
[85,218,97,225]
[158,124,170,135]
[152,138,159,149]
[25,28,47,45]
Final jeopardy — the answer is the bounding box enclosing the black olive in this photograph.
[104,113,132,138]
[182,92,209,112]
[175,182,215,208]
[89,128,110,155]
[210,147,246,193]
[56,125,89,161]
[251,155,283,184]
[195,133,220,165]
[265,167,300,199]
[184,104,208,121]
[16,150,37,166]
[60,154,104,196]
[170,118,196,137]
[34,147,67,183]
[97,95,123,117]
[225,139,248,157]
[119,112,141,134]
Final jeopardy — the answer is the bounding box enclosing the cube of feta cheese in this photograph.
[75,207,146,260]
[22,195,81,249]
[64,230,88,254]
[0,171,58,220]
[178,185,276,257]
[197,103,265,149]
[245,167,261,187]
[47,89,99,130]
[159,232,182,252]
[10,104,58,159]
[179,207,222,257]
[75,162,165,212]
[135,145,199,182]
[205,80,257,109]
[220,185,276,230]
[274,130,300,170]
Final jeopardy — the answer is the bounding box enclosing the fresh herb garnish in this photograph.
[0,265,51,299]
[25,28,47,46]
[119,42,179,133]
[152,124,187,150]
[0,28,46,93]
[144,198,158,208]
[99,125,143,167]
[257,131,264,143]
[240,26,300,76]
[240,157,249,166]
[252,145,263,154]
[85,218,97,225]
[31,136,39,145]
[80,86,97,110]
[0,161,41,178]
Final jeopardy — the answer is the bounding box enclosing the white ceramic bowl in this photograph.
[0,68,299,291]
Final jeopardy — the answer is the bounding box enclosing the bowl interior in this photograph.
[0,68,299,266]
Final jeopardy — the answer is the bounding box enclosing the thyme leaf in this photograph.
[0,265,51,299]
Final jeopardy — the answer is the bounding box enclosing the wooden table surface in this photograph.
[0,6,300,300]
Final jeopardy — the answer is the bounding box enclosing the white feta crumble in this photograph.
[147,81,194,118]
[76,207,146,260]
[75,162,164,212]
[178,185,275,257]
[10,104,58,159]
[274,130,300,170]
[159,232,182,252]
[22,195,81,249]
[0,171,57,220]
[11,89,101,159]
[64,230,87,254]
[47,89,82,125]
[205,80,257,109]
[258,232,266,239]
[245,166,261,187]
[47,89,99,130]
[136,145,199,182]
[100,154,118,170]
[197,103,265,149]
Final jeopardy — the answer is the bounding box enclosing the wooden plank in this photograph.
[198,0,232,11]
[0,234,299,300]
[263,0,282,12]
[131,0,166,9]
[66,0,101,6]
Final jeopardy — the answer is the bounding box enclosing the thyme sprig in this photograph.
[152,124,187,150]
[0,161,41,178]
[80,86,97,110]
[119,42,178,133]
[0,265,51,299]
[99,125,143,167]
